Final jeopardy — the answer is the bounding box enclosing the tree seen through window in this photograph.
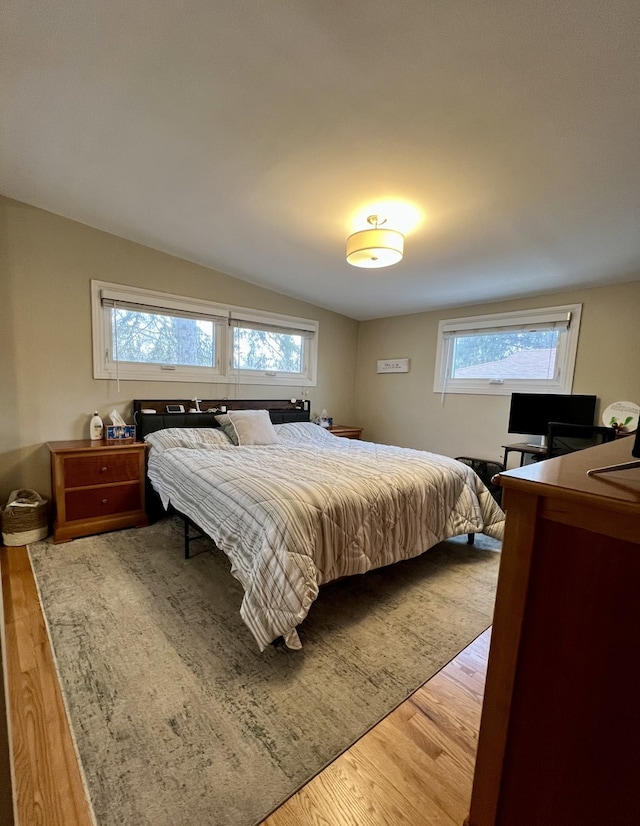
[232,327,303,373]
[113,309,214,367]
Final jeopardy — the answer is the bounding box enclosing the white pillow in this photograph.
[226,409,280,446]
[144,427,233,452]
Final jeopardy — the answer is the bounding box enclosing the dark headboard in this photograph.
[133,398,310,440]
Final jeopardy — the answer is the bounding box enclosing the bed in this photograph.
[134,399,505,650]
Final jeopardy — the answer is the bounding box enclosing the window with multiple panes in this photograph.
[92,281,318,386]
[433,304,582,395]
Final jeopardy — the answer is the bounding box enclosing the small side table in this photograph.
[502,442,547,470]
[48,439,149,543]
[328,425,363,440]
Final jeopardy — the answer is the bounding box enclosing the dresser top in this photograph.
[498,436,640,509]
[47,439,145,453]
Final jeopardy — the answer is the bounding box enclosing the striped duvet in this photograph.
[146,422,505,650]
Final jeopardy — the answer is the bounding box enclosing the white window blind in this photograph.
[100,287,230,324]
[440,311,571,338]
[229,313,316,339]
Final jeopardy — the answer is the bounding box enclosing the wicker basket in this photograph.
[1,489,49,546]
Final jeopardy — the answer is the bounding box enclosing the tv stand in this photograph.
[502,442,547,470]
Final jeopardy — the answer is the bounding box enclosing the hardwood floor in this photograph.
[2,546,94,826]
[1,544,490,826]
[260,629,489,826]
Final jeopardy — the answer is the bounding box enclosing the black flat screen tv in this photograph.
[508,393,597,444]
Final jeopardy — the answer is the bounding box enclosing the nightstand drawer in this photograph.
[63,453,140,487]
[65,483,141,522]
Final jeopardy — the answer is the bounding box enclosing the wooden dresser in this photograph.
[48,440,148,543]
[466,436,640,826]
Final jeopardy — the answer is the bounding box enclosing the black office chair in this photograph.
[545,422,616,459]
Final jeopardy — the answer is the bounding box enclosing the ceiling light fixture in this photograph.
[346,215,404,268]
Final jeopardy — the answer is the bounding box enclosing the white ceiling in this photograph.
[2,1,639,321]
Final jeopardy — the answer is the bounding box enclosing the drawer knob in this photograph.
[102,498,108,504]
[101,466,108,472]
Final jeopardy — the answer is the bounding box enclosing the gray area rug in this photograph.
[28,518,500,826]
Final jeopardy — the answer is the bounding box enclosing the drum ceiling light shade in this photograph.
[346,215,404,268]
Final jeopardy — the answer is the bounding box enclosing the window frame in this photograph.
[433,303,583,396]
[228,311,316,382]
[91,280,318,387]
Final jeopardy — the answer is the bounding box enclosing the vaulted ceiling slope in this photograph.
[2,1,639,320]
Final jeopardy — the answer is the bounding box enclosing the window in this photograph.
[112,308,217,368]
[433,304,582,395]
[92,281,318,386]
[228,312,316,382]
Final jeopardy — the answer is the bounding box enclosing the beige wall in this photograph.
[0,197,359,500]
[355,282,640,465]
[2,194,639,503]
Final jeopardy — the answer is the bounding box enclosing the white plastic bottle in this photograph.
[90,411,104,440]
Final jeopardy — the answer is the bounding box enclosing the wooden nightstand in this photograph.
[48,440,149,543]
[328,425,363,440]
